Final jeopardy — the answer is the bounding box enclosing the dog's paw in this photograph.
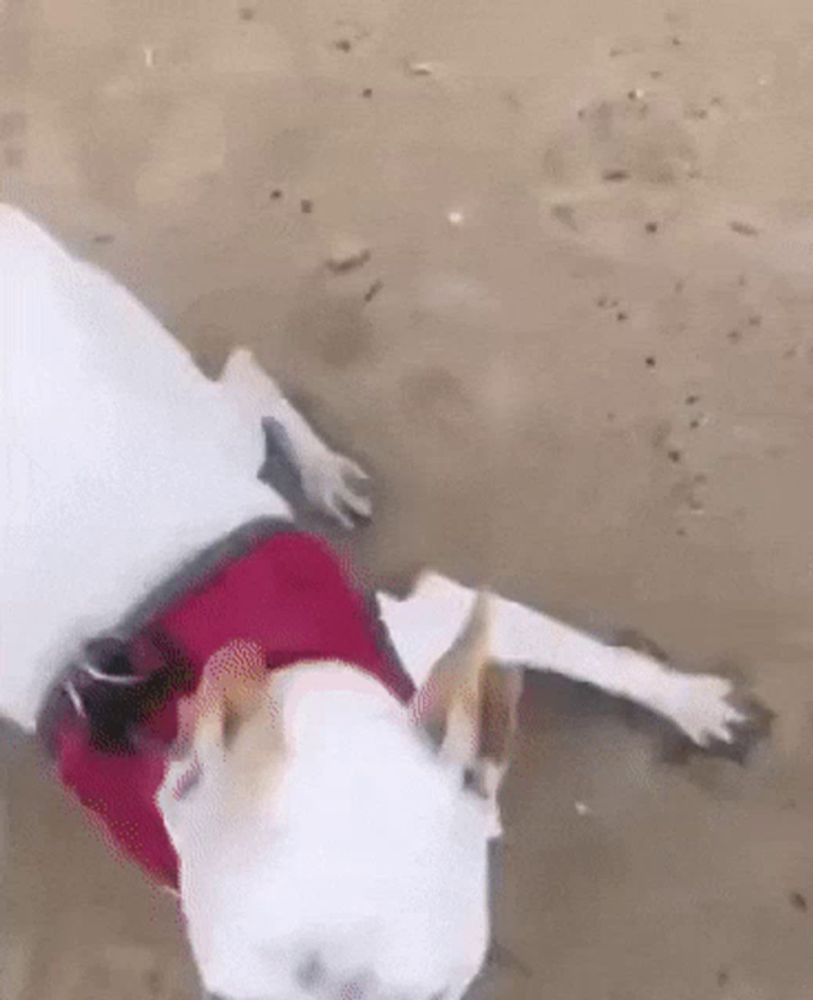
[663,672,750,748]
[300,448,371,529]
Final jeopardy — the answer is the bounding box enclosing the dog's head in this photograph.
[157,595,521,1000]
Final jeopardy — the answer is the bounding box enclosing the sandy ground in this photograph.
[3,0,813,997]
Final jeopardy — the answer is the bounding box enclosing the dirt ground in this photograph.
[2,0,813,997]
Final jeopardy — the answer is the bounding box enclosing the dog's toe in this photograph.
[667,673,772,760]
[301,450,373,528]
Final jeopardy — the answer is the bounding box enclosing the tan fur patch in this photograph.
[412,594,522,800]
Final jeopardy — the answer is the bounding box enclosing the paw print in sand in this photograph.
[539,91,701,251]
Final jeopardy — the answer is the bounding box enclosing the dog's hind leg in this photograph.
[219,348,370,528]
[378,572,752,748]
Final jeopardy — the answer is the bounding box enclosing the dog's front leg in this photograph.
[220,348,370,527]
[379,572,753,748]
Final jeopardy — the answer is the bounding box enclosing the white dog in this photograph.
[0,205,758,1000]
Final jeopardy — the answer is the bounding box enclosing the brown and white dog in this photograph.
[0,205,759,1000]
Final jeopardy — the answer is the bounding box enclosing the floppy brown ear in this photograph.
[185,640,269,750]
[411,593,522,800]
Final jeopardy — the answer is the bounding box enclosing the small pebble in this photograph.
[602,168,630,182]
[668,449,682,463]
[729,220,760,237]
[406,60,435,76]
[789,891,808,913]
[685,394,700,405]
[238,6,255,20]
[326,243,372,274]
[645,355,657,368]
[574,801,592,816]
[616,311,628,322]
[334,38,353,53]
[362,87,373,98]
[270,188,283,200]
[300,199,314,214]
[447,210,464,226]
[645,221,659,234]
[364,279,384,304]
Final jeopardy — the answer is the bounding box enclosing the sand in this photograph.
[2,0,813,997]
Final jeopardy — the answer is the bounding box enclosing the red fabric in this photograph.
[53,532,414,888]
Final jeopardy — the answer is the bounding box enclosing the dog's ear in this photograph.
[161,642,276,833]
[185,640,269,752]
[411,593,522,819]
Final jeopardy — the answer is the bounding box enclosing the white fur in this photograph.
[381,573,746,747]
[160,664,490,1000]
[1,205,747,999]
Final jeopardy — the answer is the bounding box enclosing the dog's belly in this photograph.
[0,206,288,731]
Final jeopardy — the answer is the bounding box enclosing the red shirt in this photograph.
[52,531,414,888]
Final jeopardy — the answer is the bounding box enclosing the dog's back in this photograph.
[0,206,285,730]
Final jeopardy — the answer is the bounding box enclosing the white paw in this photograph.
[299,448,371,529]
[664,673,747,747]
